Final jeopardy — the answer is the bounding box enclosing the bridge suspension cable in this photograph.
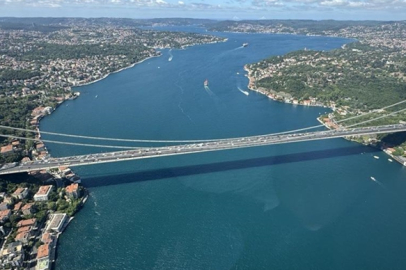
[0,99,406,146]
[347,107,406,128]
[0,134,144,150]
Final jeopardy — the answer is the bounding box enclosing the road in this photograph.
[1,124,405,175]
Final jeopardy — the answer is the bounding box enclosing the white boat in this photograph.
[388,158,393,162]
[370,176,376,181]
[373,156,379,159]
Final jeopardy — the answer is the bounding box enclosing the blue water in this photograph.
[40,29,406,270]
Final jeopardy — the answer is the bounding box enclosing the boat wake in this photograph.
[204,85,215,96]
[178,101,195,123]
[168,49,173,61]
[370,176,384,187]
[238,87,249,96]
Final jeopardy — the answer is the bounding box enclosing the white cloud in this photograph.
[320,0,346,6]
[2,0,406,16]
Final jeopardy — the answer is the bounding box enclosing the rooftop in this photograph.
[17,218,37,228]
[47,213,67,232]
[37,244,49,259]
[0,144,13,153]
[35,185,53,196]
[13,187,26,195]
[66,183,79,193]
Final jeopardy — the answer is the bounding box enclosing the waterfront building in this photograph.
[46,213,67,233]
[65,183,79,199]
[36,244,50,270]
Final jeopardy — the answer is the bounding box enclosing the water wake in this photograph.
[178,101,194,123]
[370,176,384,187]
[238,87,249,96]
[168,49,173,61]
[204,85,215,96]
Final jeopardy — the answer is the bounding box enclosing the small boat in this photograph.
[370,176,376,181]
[388,158,393,162]
[204,79,208,86]
[373,156,379,159]
[242,43,248,47]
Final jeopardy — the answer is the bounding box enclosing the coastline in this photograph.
[31,52,162,270]
[75,54,161,88]
[244,65,405,166]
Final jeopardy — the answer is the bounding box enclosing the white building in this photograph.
[34,185,53,202]
[46,213,67,233]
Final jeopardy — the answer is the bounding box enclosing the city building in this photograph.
[34,185,53,202]
[46,213,67,233]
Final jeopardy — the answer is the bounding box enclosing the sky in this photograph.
[0,0,405,21]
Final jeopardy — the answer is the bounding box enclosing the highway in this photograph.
[1,124,405,175]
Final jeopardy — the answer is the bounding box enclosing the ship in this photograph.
[242,43,248,47]
[204,79,208,86]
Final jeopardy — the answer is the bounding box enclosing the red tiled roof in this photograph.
[66,183,79,193]
[36,185,52,196]
[13,202,22,211]
[0,209,11,216]
[17,218,37,228]
[0,145,13,153]
[15,231,30,241]
[17,226,32,234]
[13,187,26,195]
[22,203,34,210]
[37,244,50,259]
[41,232,53,244]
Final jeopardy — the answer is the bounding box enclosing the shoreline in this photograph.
[32,53,162,270]
[244,65,405,166]
[74,54,161,88]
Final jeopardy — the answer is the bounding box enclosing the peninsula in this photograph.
[219,20,406,162]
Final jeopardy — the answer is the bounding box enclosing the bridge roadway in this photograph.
[1,124,406,175]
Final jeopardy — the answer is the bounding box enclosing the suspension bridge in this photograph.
[1,99,406,175]
[0,123,405,175]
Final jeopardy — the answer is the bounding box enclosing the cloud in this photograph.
[2,0,406,16]
[320,0,346,6]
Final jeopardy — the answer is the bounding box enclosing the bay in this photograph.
[40,29,406,270]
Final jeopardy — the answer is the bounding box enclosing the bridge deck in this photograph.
[1,124,405,175]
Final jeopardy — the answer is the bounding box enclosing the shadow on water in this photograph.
[84,145,379,188]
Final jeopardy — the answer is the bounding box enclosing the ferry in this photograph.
[204,79,208,86]
[243,43,248,47]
